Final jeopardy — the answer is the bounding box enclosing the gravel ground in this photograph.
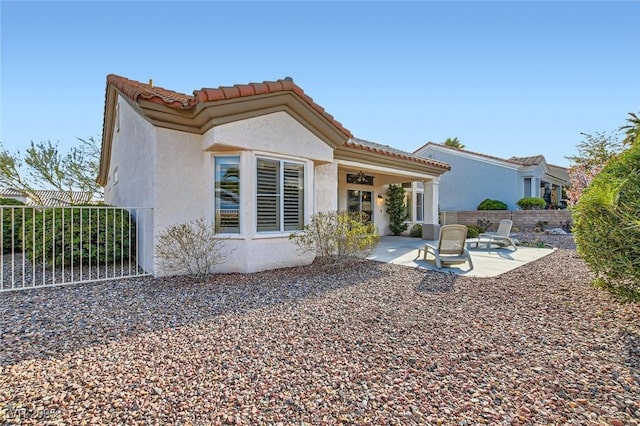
[1,253,145,291]
[0,234,638,425]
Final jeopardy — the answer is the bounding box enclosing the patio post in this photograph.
[422,179,440,240]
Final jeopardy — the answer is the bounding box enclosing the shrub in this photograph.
[534,221,548,232]
[410,223,423,238]
[476,219,493,233]
[289,211,380,264]
[573,140,640,297]
[155,218,230,281]
[466,224,480,238]
[23,207,135,267]
[477,199,507,210]
[516,197,546,210]
[560,220,572,233]
[385,184,409,236]
[1,197,29,254]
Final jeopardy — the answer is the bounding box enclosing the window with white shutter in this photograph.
[256,158,304,232]
[283,163,304,231]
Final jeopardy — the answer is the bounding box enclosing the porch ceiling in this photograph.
[337,160,439,182]
[336,143,449,176]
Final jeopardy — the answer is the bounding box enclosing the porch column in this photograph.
[422,179,440,240]
[529,178,535,198]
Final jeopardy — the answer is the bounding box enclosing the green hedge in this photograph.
[1,198,31,254]
[573,141,640,296]
[516,197,546,210]
[23,207,136,267]
[477,199,507,210]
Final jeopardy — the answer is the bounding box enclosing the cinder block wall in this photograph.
[441,210,572,231]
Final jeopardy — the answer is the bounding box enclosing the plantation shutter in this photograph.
[256,159,280,232]
[283,162,304,231]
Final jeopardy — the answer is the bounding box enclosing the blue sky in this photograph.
[1,1,639,167]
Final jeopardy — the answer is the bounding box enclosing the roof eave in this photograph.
[336,145,450,176]
[97,84,118,186]
[98,84,352,186]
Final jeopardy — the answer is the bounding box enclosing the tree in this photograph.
[565,131,623,205]
[620,112,640,146]
[443,137,465,149]
[0,137,102,204]
[385,184,409,236]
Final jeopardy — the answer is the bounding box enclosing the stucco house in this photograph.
[99,74,450,276]
[413,142,570,211]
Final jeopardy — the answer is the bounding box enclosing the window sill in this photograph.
[253,231,299,240]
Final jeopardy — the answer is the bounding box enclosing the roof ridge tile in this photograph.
[106,74,352,137]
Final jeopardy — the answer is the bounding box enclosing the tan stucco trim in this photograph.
[97,87,118,186]
[134,91,345,148]
[335,146,450,177]
[99,90,349,186]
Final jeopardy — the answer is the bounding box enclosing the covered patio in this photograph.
[335,138,449,238]
[368,236,556,277]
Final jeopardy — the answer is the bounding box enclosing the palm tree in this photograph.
[443,137,465,149]
[620,112,640,145]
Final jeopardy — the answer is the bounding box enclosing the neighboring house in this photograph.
[413,143,570,211]
[0,188,28,204]
[0,188,95,206]
[99,74,451,276]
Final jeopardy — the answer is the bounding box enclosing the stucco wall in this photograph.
[315,162,338,212]
[203,111,334,163]
[105,98,156,207]
[421,149,521,210]
[148,113,331,276]
[154,128,208,230]
[104,97,157,273]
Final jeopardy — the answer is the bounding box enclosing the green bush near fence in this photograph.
[23,207,136,267]
[477,199,507,210]
[1,197,31,254]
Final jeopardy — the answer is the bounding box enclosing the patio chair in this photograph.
[418,224,474,270]
[478,219,517,251]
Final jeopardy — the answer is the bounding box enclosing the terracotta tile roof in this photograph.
[415,142,521,165]
[107,75,194,108]
[106,74,352,137]
[416,143,570,183]
[508,155,546,166]
[346,138,451,170]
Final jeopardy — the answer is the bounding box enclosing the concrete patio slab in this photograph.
[367,236,556,277]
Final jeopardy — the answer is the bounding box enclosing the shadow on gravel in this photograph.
[0,259,395,366]
[622,330,640,380]
[415,271,461,294]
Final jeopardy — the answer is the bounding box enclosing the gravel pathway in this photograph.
[0,235,638,425]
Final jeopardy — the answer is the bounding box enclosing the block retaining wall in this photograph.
[440,210,572,232]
